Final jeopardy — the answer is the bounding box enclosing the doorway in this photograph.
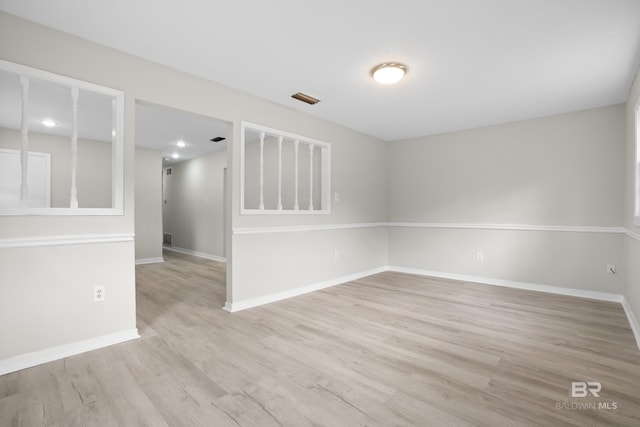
[134,101,231,294]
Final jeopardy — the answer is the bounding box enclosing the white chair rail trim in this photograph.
[0,233,135,249]
[233,222,386,235]
[388,222,626,234]
[233,222,625,235]
[625,228,640,241]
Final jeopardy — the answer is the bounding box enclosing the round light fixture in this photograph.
[41,119,57,127]
[177,140,186,148]
[172,152,179,159]
[372,63,407,85]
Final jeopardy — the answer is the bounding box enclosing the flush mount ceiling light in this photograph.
[177,140,186,148]
[171,152,179,159]
[372,63,407,85]
[41,119,57,127]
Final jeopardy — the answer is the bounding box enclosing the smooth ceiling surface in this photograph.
[135,102,228,165]
[2,0,639,141]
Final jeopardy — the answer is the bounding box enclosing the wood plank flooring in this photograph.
[1,251,639,426]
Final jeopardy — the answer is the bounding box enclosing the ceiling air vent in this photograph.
[210,137,226,142]
[291,92,320,105]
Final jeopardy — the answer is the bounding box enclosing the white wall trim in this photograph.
[224,266,388,312]
[233,222,386,235]
[222,260,639,350]
[389,266,640,350]
[0,329,139,376]
[621,297,640,351]
[240,120,332,215]
[387,266,623,303]
[625,228,640,241]
[0,59,125,217]
[388,222,626,234]
[135,257,165,265]
[164,246,226,263]
[232,222,627,235]
[0,233,135,249]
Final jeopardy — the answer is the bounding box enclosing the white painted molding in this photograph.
[0,59,125,217]
[0,207,124,216]
[0,329,139,376]
[625,228,640,241]
[390,266,640,349]
[233,222,386,235]
[388,222,626,234]
[221,259,639,349]
[164,246,226,263]
[240,120,331,215]
[239,209,331,216]
[224,266,388,312]
[135,257,165,265]
[0,233,135,249]
[622,297,640,351]
[233,222,626,235]
[387,266,624,303]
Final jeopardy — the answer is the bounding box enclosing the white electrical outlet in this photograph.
[93,285,105,302]
[334,192,340,202]
[476,251,484,262]
[607,264,616,274]
[334,250,340,261]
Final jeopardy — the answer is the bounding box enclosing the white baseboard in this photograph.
[388,266,640,350]
[135,257,164,265]
[225,262,639,351]
[164,246,226,263]
[388,266,623,303]
[224,266,388,312]
[622,297,640,351]
[0,329,139,376]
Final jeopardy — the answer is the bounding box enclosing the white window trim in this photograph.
[240,121,331,215]
[0,59,124,216]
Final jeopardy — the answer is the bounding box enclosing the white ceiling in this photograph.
[2,0,640,141]
[135,102,228,165]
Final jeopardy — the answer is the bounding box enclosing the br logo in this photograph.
[571,381,602,398]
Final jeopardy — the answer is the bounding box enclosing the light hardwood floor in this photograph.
[1,251,639,426]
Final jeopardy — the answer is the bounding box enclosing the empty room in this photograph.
[1,1,640,426]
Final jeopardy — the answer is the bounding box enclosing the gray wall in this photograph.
[1,10,637,367]
[135,147,163,262]
[230,123,389,305]
[624,67,640,325]
[163,149,227,259]
[0,11,389,364]
[388,105,626,294]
